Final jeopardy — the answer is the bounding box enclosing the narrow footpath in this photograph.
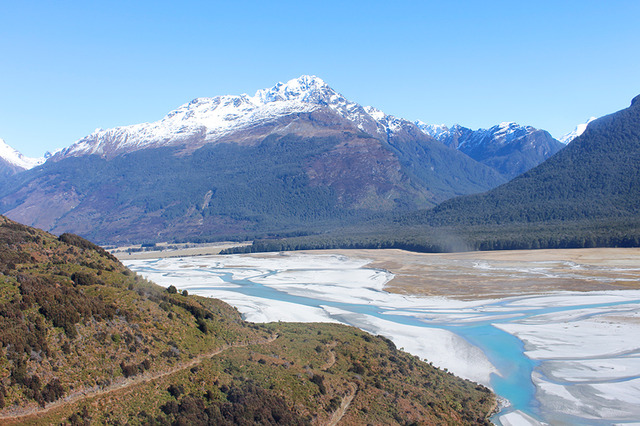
[0,334,278,424]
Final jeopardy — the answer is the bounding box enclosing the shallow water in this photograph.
[126,253,640,425]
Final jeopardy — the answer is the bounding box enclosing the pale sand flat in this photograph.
[291,248,640,300]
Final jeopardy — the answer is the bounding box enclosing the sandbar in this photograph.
[288,248,640,299]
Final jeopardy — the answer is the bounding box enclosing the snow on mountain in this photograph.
[55,76,401,160]
[559,117,597,144]
[468,122,538,147]
[416,121,546,149]
[414,120,565,178]
[0,138,45,170]
[363,106,406,133]
[414,121,449,140]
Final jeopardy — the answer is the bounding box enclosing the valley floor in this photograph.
[118,246,640,299]
[125,247,640,425]
[319,247,640,299]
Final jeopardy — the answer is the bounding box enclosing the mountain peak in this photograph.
[559,117,597,144]
[414,121,449,139]
[251,75,343,108]
[0,138,45,170]
[253,75,329,104]
[54,75,405,160]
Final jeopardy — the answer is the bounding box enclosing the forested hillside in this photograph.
[0,124,503,245]
[229,95,640,254]
[424,95,640,226]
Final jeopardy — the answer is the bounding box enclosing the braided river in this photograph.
[124,248,640,425]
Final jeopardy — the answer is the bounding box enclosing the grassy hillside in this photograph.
[0,216,495,424]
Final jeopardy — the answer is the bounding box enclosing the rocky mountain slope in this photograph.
[416,121,565,179]
[0,216,495,424]
[0,77,506,244]
[0,138,44,180]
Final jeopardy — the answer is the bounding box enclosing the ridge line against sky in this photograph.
[1,0,639,157]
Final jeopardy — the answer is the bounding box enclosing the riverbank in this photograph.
[112,241,251,259]
[124,248,640,425]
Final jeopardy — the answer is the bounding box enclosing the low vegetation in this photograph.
[0,216,496,424]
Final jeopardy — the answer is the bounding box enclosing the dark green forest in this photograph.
[227,95,640,254]
[0,127,505,244]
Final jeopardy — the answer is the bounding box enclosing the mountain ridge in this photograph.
[52,76,396,160]
[0,138,46,182]
[423,93,640,228]
[416,121,565,179]
[0,77,510,244]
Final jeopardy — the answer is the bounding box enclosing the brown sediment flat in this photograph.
[113,242,252,260]
[296,248,640,300]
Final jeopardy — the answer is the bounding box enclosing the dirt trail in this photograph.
[321,341,337,371]
[326,382,357,426]
[0,334,278,423]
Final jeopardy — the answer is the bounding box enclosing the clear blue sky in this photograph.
[1,0,639,157]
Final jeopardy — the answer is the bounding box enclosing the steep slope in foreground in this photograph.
[0,76,504,244]
[425,94,640,226]
[0,216,495,424]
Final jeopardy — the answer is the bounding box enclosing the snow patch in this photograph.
[558,117,597,144]
[0,138,46,170]
[55,76,412,159]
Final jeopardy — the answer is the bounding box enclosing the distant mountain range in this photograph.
[0,76,600,244]
[430,95,640,220]
[0,138,45,179]
[415,121,565,179]
[226,94,640,254]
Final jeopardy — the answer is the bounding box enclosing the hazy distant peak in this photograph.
[0,138,45,170]
[559,117,597,144]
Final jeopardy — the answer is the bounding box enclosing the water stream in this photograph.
[127,254,640,425]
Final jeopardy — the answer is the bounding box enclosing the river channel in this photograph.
[124,250,640,425]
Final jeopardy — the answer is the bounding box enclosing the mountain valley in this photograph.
[0,76,577,245]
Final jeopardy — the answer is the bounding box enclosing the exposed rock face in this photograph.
[417,121,565,179]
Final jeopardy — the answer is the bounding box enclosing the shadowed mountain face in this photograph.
[0,77,505,244]
[417,122,566,179]
[222,95,640,254]
[423,94,640,226]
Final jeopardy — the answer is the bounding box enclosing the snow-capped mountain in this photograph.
[415,121,565,179]
[417,121,538,149]
[4,76,508,244]
[414,121,450,141]
[0,138,45,172]
[559,117,597,144]
[55,76,404,160]
[54,73,564,180]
